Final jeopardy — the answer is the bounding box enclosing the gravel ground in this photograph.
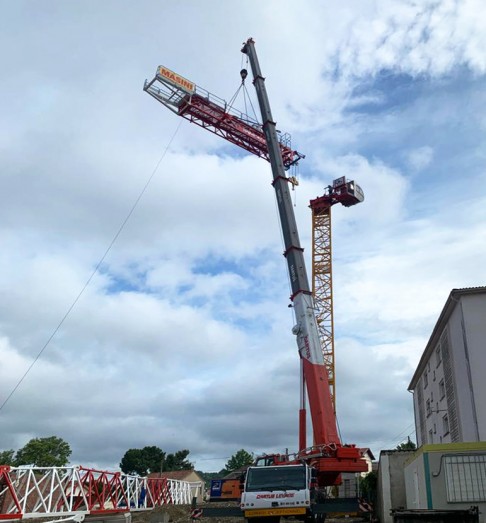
[131,504,370,523]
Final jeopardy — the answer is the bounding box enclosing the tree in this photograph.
[120,446,166,476]
[359,470,377,504]
[196,470,221,484]
[0,449,15,465]
[223,449,254,474]
[120,447,193,476]
[120,449,144,475]
[164,449,192,471]
[14,436,71,467]
[396,437,417,451]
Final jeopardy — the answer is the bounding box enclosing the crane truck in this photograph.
[144,37,366,522]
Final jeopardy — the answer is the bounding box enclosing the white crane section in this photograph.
[0,465,201,521]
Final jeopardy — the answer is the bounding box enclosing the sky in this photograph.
[0,0,485,473]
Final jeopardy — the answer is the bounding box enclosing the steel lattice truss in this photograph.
[143,72,302,168]
[0,465,201,521]
[311,202,335,412]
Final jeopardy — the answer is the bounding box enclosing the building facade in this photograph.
[408,287,486,447]
[403,442,486,520]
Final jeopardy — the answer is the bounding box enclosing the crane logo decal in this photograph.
[157,66,195,94]
[256,493,295,499]
[290,264,297,282]
[303,335,311,360]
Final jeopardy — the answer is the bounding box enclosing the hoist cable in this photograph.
[243,85,248,118]
[0,120,183,414]
[227,83,244,110]
[243,84,260,123]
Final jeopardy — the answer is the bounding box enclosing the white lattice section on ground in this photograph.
[0,465,195,521]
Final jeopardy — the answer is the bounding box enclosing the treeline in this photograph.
[1,437,255,480]
[119,446,192,475]
[0,436,71,467]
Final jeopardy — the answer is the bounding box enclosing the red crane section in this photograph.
[143,66,303,168]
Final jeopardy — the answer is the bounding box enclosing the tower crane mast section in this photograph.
[310,177,364,412]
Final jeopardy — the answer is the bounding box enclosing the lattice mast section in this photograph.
[311,201,335,413]
[309,177,364,414]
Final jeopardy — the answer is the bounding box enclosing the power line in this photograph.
[0,121,183,413]
[197,457,230,461]
[372,422,417,450]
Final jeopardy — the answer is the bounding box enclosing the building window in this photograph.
[343,479,351,497]
[443,414,450,436]
[436,344,442,367]
[439,379,445,400]
[445,454,486,502]
[429,429,433,443]
[431,391,434,402]
[426,399,431,417]
[424,370,428,389]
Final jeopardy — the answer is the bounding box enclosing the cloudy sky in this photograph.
[1,0,485,473]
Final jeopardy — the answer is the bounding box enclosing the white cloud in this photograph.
[406,146,434,172]
[0,0,485,473]
[332,0,486,78]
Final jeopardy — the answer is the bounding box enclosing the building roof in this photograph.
[408,286,486,391]
[223,466,248,479]
[148,470,201,481]
[359,448,376,461]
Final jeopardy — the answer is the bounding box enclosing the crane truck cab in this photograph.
[241,463,325,523]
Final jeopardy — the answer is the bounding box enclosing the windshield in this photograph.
[246,466,306,492]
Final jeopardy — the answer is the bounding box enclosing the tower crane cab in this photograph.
[331,176,364,207]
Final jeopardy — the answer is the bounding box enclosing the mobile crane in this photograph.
[144,38,366,521]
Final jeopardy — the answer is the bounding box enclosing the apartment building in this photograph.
[408,287,486,446]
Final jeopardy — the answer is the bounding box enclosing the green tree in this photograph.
[14,436,71,467]
[196,470,221,484]
[0,449,15,465]
[223,449,254,474]
[164,449,192,471]
[396,437,417,451]
[142,446,167,473]
[120,449,144,475]
[359,470,377,504]
[120,446,166,476]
